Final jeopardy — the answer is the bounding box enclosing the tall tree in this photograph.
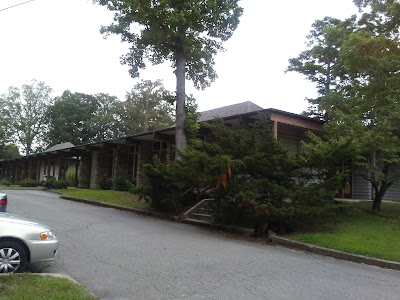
[354,0,400,36]
[286,17,356,119]
[91,93,121,141]
[0,144,20,160]
[291,5,400,210]
[46,91,119,146]
[94,0,243,157]
[0,80,53,155]
[322,31,400,210]
[116,79,175,135]
[0,99,11,147]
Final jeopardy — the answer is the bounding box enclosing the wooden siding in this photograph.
[277,124,305,155]
[270,111,324,132]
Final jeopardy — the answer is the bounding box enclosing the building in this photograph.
[2,101,394,200]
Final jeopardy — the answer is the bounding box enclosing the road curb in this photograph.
[60,196,179,222]
[269,235,400,271]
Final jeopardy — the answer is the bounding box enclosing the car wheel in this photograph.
[0,241,27,273]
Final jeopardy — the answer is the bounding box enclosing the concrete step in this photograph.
[197,207,213,214]
[181,218,212,228]
[190,213,214,223]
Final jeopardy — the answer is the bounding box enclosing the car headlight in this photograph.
[40,231,56,241]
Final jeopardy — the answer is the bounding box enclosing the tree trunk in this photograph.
[371,161,392,211]
[372,187,382,211]
[372,182,391,211]
[144,90,149,132]
[26,141,31,156]
[174,48,187,159]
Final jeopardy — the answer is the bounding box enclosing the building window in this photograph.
[128,145,138,179]
[153,141,168,163]
[107,150,115,178]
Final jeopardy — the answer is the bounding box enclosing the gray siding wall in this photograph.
[383,184,400,201]
[382,167,400,201]
[352,175,371,200]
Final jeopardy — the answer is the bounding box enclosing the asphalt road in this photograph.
[4,190,400,300]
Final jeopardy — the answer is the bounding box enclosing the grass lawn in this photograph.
[288,201,400,262]
[0,274,97,300]
[0,185,43,190]
[54,188,149,210]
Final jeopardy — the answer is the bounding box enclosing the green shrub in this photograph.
[54,180,68,189]
[19,179,40,187]
[135,161,181,211]
[137,116,295,213]
[99,178,113,190]
[65,167,76,186]
[0,179,11,186]
[254,201,353,234]
[113,176,134,191]
[43,179,56,189]
[43,179,68,189]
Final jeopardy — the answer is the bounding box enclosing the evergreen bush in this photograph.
[65,167,77,187]
[137,114,352,232]
[19,179,40,187]
[0,179,11,186]
[43,179,68,189]
[113,176,134,191]
[99,178,113,190]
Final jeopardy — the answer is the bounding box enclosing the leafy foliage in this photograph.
[19,179,40,187]
[113,176,134,191]
[252,201,353,234]
[99,176,134,191]
[136,115,343,232]
[90,93,122,141]
[115,79,175,135]
[46,91,120,146]
[95,0,243,155]
[43,179,68,189]
[0,179,11,186]
[286,17,357,119]
[0,80,53,155]
[99,178,113,190]
[95,0,243,89]
[65,167,77,187]
[0,144,20,160]
[288,2,400,210]
[353,0,400,37]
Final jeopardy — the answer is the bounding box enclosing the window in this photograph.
[128,145,138,179]
[153,141,168,163]
[107,150,114,178]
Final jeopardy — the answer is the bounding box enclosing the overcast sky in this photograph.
[0,0,359,113]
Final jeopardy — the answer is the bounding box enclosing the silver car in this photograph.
[0,213,59,273]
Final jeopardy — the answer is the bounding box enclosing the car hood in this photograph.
[0,212,51,230]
